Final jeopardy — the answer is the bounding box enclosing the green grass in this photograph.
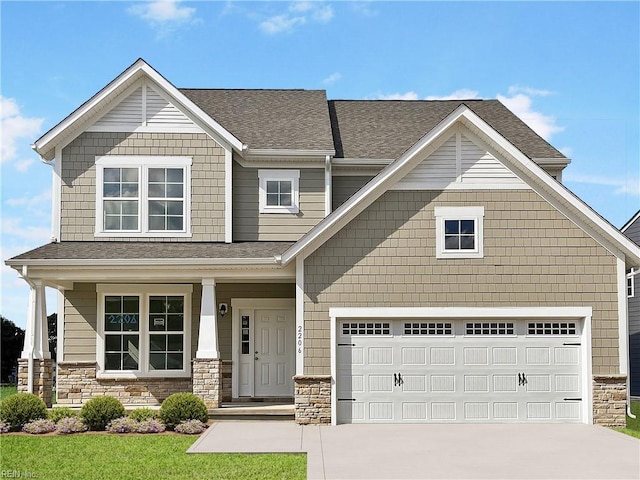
[615,401,640,439]
[0,435,306,480]
[0,386,17,400]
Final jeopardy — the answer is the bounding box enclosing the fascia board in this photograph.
[33,59,243,158]
[621,210,640,233]
[245,148,335,158]
[280,104,471,266]
[458,109,640,266]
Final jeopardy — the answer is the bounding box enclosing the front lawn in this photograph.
[0,385,17,400]
[616,400,640,439]
[0,435,306,480]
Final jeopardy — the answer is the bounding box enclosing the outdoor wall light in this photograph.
[218,303,228,317]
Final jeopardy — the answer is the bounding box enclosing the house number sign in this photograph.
[297,325,303,354]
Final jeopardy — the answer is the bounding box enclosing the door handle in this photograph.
[398,373,404,386]
[518,373,527,386]
[394,373,398,386]
[255,356,259,361]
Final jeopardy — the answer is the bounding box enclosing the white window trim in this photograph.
[95,156,192,237]
[96,284,193,379]
[434,206,485,259]
[628,268,636,298]
[258,169,300,214]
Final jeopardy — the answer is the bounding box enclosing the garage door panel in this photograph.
[336,319,583,424]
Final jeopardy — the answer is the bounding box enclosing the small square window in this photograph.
[258,170,300,214]
[435,206,484,259]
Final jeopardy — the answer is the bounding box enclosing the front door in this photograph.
[235,302,295,398]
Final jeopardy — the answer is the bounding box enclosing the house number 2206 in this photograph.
[297,325,303,353]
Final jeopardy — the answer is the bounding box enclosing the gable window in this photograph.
[96,157,191,237]
[434,206,485,259]
[97,284,192,378]
[258,169,300,214]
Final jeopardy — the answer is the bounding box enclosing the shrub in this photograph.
[0,393,48,431]
[48,407,78,423]
[136,418,166,434]
[56,416,88,434]
[106,416,139,434]
[128,407,157,422]
[80,396,125,431]
[174,419,207,435]
[0,422,11,434]
[22,419,57,434]
[159,393,208,429]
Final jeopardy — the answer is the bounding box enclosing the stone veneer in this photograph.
[18,359,54,407]
[56,362,191,406]
[294,375,331,424]
[192,358,222,408]
[592,375,627,427]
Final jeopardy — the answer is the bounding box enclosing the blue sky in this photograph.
[1,1,639,328]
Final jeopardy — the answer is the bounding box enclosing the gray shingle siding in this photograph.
[623,211,640,395]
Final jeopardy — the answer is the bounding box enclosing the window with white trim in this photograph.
[96,157,191,237]
[628,269,635,298]
[434,206,485,258]
[258,169,300,214]
[97,284,192,378]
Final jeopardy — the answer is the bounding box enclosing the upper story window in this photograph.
[628,269,636,298]
[258,169,300,214]
[96,157,191,237]
[434,206,485,259]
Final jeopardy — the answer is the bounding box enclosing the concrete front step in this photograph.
[208,402,295,421]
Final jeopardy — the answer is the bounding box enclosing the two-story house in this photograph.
[7,59,640,426]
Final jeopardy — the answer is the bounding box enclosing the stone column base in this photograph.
[593,374,626,427]
[192,358,222,408]
[294,375,331,424]
[18,358,54,407]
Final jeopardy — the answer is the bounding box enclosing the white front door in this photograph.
[233,299,295,398]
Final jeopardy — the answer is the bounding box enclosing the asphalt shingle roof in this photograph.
[9,242,294,261]
[180,89,335,152]
[328,99,566,160]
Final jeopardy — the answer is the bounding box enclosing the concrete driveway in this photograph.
[189,421,640,479]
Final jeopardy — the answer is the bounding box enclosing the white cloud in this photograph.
[425,89,481,100]
[1,96,43,165]
[5,189,52,209]
[507,86,553,97]
[376,91,419,101]
[564,172,640,196]
[352,2,378,16]
[497,92,564,140]
[14,158,34,173]
[1,217,51,243]
[128,0,195,23]
[323,72,342,85]
[260,2,333,34]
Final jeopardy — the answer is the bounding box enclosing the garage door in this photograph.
[336,319,583,424]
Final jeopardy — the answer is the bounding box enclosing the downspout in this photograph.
[628,268,638,419]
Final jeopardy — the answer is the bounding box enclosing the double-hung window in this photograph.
[258,169,300,214]
[434,206,485,258]
[97,284,192,378]
[96,157,191,237]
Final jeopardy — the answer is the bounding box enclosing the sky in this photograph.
[1,0,639,328]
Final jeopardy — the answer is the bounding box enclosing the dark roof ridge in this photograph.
[180,87,325,93]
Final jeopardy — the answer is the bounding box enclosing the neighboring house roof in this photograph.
[621,209,640,233]
[8,241,294,265]
[281,104,640,269]
[180,89,335,153]
[621,209,640,246]
[329,100,566,161]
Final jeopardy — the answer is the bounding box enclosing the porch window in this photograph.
[95,156,192,237]
[97,284,192,378]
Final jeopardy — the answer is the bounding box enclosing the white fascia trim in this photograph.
[331,158,394,167]
[7,257,282,268]
[533,157,572,167]
[34,59,243,158]
[245,148,335,158]
[225,149,233,243]
[328,306,593,319]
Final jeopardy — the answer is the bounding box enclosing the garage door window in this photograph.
[466,322,514,335]
[404,322,452,335]
[528,322,577,335]
[342,322,390,335]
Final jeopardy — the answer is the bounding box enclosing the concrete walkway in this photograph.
[188,421,640,479]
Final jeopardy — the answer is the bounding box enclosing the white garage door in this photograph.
[336,319,583,424]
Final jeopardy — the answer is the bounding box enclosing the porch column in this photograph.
[193,279,221,408]
[18,280,53,406]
